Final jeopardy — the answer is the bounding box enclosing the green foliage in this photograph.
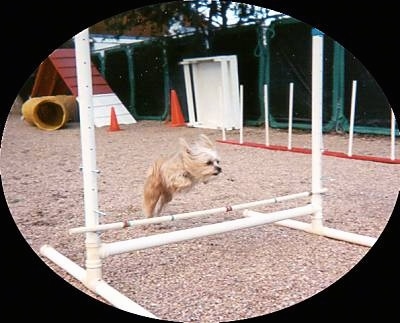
[100,1,272,36]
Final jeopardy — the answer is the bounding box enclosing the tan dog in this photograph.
[143,134,222,218]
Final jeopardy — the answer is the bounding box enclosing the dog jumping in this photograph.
[143,134,222,218]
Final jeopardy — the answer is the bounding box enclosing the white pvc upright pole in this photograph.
[311,29,324,233]
[264,84,270,146]
[288,82,294,150]
[218,86,226,141]
[390,109,396,160]
[40,29,158,319]
[347,80,357,156]
[74,29,103,285]
[239,84,244,144]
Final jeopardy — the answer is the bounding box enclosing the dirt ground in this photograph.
[1,106,399,322]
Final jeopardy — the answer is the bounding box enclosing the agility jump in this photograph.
[40,28,377,318]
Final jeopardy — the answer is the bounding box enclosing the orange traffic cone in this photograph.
[108,106,121,132]
[169,89,186,127]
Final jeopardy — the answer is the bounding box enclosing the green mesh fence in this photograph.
[93,42,168,120]
[208,25,261,122]
[91,18,396,136]
[266,21,335,131]
[103,48,132,115]
[131,42,168,119]
[342,51,396,135]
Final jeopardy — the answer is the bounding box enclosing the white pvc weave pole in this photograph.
[219,86,226,141]
[288,82,294,150]
[390,109,396,160]
[239,84,244,144]
[347,80,357,157]
[264,84,270,146]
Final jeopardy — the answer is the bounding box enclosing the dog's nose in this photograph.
[216,166,222,173]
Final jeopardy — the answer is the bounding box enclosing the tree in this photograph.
[90,1,276,37]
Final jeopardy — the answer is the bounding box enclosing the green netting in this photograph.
[208,25,261,122]
[131,42,167,119]
[266,21,335,130]
[93,42,168,120]
[103,48,132,115]
[91,53,103,74]
[342,51,396,135]
[91,18,396,136]
[265,19,396,135]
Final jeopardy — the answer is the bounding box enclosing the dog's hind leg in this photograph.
[143,181,162,218]
[155,191,173,216]
[143,196,159,218]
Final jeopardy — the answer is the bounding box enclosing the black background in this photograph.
[1,1,399,322]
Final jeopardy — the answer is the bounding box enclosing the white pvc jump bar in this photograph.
[70,190,326,234]
[40,245,158,319]
[99,204,317,258]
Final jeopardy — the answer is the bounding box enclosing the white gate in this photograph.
[180,55,241,130]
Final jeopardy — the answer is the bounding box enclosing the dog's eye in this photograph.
[206,160,213,166]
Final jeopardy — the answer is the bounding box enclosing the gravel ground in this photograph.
[1,105,399,322]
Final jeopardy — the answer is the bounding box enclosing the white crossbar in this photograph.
[99,204,317,258]
[69,190,325,234]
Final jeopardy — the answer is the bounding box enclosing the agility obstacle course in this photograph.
[219,78,399,165]
[39,28,378,318]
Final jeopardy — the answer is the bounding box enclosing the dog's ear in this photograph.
[179,137,192,154]
[198,134,215,149]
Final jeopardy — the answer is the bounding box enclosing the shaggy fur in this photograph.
[143,134,222,218]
